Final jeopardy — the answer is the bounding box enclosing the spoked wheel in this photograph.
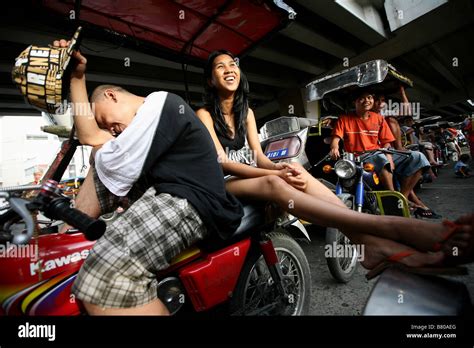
[230,232,310,316]
[325,227,358,283]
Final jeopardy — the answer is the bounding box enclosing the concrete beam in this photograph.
[295,0,387,46]
[0,63,273,101]
[280,22,355,58]
[0,110,40,116]
[449,104,471,115]
[404,89,435,109]
[254,100,280,120]
[0,26,295,89]
[442,109,462,118]
[430,108,458,118]
[84,72,273,101]
[0,102,35,109]
[427,45,465,90]
[310,0,473,81]
[0,26,202,71]
[435,78,474,109]
[245,72,296,88]
[249,46,325,75]
[384,0,448,32]
[394,58,445,97]
[0,87,21,96]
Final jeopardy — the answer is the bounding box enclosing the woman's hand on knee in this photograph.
[285,174,308,191]
[273,162,301,174]
[276,165,301,178]
[276,168,307,191]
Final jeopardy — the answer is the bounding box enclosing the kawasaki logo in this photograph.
[30,249,90,276]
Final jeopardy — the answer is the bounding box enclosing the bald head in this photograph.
[90,84,131,103]
[89,84,145,135]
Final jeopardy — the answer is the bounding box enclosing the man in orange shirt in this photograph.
[329,90,430,206]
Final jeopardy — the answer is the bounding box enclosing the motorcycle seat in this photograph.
[199,200,269,252]
[231,200,267,238]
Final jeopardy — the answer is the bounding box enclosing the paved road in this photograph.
[301,161,474,315]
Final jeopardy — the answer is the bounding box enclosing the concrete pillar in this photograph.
[276,87,320,120]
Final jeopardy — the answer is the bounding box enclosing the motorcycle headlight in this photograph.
[342,178,356,188]
[334,159,356,179]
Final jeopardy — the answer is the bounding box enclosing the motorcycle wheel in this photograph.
[325,228,358,283]
[230,232,311,316]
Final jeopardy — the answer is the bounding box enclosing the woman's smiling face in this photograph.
[210,54,241,93]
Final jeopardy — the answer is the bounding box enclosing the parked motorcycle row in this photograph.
[259,114,473,315]
[432,123,467,165]
[404,117,469,174]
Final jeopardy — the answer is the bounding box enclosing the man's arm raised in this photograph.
[54,39,113,147]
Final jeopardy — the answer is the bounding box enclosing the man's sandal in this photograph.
[413,207,442,219]
[365,250,468,281]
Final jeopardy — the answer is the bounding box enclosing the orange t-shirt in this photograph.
[332,111,395,153]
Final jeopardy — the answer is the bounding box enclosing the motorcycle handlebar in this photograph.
[45,197,106,241]
[8,197,35,245]
[364,148,411,157]
[297,118,318,128]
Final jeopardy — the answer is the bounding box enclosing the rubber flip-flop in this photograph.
[365,250,468,280]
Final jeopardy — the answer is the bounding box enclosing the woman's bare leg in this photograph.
[291,162,346,208]
[226,175,472,255]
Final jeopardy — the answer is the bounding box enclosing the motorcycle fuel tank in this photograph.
[0,233,95,315]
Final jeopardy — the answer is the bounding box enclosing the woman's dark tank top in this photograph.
[216,128,245,151]
[214,122,255,165]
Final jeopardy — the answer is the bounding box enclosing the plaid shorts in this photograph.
[72,168,209,308]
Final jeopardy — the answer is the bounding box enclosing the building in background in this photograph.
[0,115,91,187]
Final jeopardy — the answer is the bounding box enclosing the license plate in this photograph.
[266,148,289,159]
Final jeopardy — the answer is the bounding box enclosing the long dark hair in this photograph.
[204,50,249,139]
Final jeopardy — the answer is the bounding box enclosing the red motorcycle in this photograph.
[0,140,311,316]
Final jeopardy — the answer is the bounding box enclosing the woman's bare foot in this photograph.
[359,234,445,270]
[376,213,473,255]
[442,213,474,265]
